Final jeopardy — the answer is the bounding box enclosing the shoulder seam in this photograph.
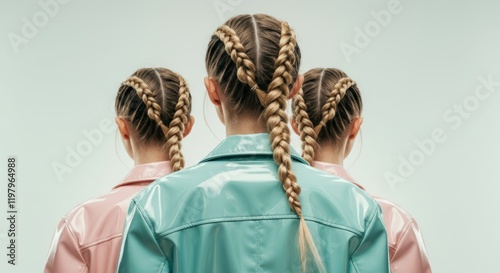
[64,218,90,271]
[132,199,155,231]
[349,208,380,272]
[155,214,364,240]
[133,199,169,259]
[79,233,122,251]
[395,217,417,249]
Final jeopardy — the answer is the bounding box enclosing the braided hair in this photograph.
[206,14,324,273]
[116,68,192,171]
[292,68,362,165]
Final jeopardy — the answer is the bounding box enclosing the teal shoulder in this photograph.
[133,160,380,236]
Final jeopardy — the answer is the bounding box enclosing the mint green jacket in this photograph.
[117,134,389,273]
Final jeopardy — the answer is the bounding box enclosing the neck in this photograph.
[313,141,347,165]
[224,114,268,136]
[132,145,169,166]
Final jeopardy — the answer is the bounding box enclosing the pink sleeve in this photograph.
[391,219,432,273]
[44,219,88,273]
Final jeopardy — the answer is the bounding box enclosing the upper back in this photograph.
[131,135,385,272]
[137,159,377,236]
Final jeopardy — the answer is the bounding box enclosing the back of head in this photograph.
[205,14,301,115]
[293,68,362,164]
[115,67,192,171]
[205,14,324,273]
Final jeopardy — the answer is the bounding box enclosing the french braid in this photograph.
[293,88,319,165]
[119,69,192,172]
[122,76,170,137]
[314,77,355,135]
[208,15,324,273]
[165,74,191,171]
[214,25,267,105]
[263,22,324,273]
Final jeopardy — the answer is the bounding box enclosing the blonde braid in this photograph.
[214,23,302,211]
[214,25,267,105]
[264,21,325,273]
[122,76,170,136]
[263,21,300,215]
[314,77,356,135]
[293,88,319,165]
[214,19,324,272]
[163,74,191,171]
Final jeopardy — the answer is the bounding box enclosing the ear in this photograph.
[348,117,363,141]
[289,74,304,99]
[115,117,130,140]
[204,77,222,107]
[115,116,134,159]
[204,76,226,125]
[183,116,195,137]
[289,115,300,136]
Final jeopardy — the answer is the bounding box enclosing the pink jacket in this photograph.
[313,161,432,273]
[44,161,172,273]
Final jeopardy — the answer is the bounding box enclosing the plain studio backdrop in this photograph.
[1,0,499,272]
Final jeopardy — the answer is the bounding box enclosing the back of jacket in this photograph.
[117,134,389,273]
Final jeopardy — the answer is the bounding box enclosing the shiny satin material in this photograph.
[44,161,172,273]
[312,161,432,273]
[117,134,390,273]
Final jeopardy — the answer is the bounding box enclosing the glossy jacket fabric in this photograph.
[117,134,390,273]
[44,161,172,273]
[313,161,432,273]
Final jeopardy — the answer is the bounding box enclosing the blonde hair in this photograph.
[293,68,361,165]
[115,68,192,171]
[206,14,324,273]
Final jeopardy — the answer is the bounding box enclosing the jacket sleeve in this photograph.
[44,219,88,273]
[116,200,168,273]
[391,219,432,273]
[349,207,390,273]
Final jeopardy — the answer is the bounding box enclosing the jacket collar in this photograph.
[113,161,172,189]
[200,133,308,165]
[312,161,366,191]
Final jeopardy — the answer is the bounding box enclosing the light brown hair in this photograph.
[293,68,362,164]
[206,14,324,272]
[115,67,192,171]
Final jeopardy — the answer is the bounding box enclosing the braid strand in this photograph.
[314,77,355,135]
[293,89,319,165]
[214,25,267,105]
[214,19,325,273]
[165,74,191,171]
[264,21,301,216]
[267,22,325,273]
[122,76,170,137]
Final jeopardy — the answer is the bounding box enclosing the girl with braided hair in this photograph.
[44,67,194,273]
[117,14,389,273]
[291,67,432,273]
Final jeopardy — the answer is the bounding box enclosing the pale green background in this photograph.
[1,0,499,272]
